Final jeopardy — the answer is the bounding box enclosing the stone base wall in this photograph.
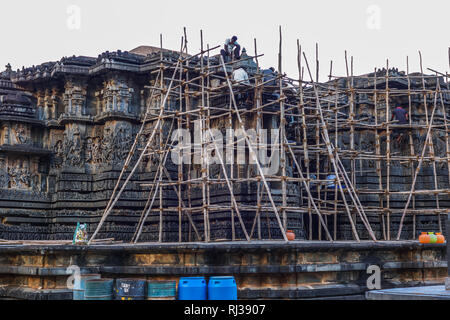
[0,242,445,300]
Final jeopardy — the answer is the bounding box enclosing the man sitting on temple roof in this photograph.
[262,67,278,86]
[221,36,241,63]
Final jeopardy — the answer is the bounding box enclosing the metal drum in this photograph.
[147,280,177,300]
[178,277,207,300]
[115,279,146,300]
[73,274,101,300]
[84,279,114,300]
[208,276,237,300]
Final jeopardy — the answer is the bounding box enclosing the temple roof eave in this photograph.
[0,145,52,157]
[0,115,45,127]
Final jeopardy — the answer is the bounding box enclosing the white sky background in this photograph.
[0,0,448,80]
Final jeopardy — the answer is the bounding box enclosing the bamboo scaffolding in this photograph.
[87,29,449,245]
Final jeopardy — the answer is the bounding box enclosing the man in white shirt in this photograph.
[232,66,250,85]
[221,36,241,63]
[232,66,252,107]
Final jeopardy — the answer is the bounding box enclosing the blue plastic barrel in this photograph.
[85,279,114,300]
[73,274,101,300]
[178,277,207,300]
[208,277,237,300]
[147,281,177,300]
[115,279,146,300]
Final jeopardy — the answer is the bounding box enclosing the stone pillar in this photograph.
[95,91,103,116]
[36,90,45,120]
[50,88,59,120]
[30,157,40,192]
[0,123,8,145]
[44,89,51,120]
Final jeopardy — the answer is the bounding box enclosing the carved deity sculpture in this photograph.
[114,124,132,162]
[52,139,64,169]
[85,137,93,163]
[11,123,30,145]
[43,89,58,120]
[101,126,114,164]
[67,130,83,167]
[61,126,83,168]
[8,160,30,190]
[30,172,41,192]
[92,137,102,164]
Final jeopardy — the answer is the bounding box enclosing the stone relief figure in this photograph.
[62,127,83,168]
[68,130,83,167]
[97,124,133,166]
[138,131,149,149]
[101,127,115,164]
[8,160,30,189]
[0,158,9,189]
[30,172,41,192]
[114,125,132,162]
[92,137,102,164]
[85,137,93,163]
[11,123,30,145]
[52,139,64,169]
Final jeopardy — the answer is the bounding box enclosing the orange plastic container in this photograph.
[286,230,296,241]
[436,233,445,244]
[419,232,430,244]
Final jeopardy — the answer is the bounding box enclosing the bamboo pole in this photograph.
[397,75,440,240]
[220,55,289,242]
[255,38,263,240]
[279,27,288,232]
[406,57,417,239]
[158,34,165,243]
[418,52,442,234]
[297,41,313,240]
[285,137,333,241]
[89,58,183,244]
[302,51,360,242]
[373,68,387,240]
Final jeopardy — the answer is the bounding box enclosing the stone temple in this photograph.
[0,46,448,243]
[0,42,449,301]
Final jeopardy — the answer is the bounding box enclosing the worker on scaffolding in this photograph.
[261,67,280,104]
[232,65,252,108]
[232,65,250,85]
[221,36,241,63]
[262,67,278,86]
[391,106,409,143]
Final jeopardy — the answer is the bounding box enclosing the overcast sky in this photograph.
[0,0,448,80]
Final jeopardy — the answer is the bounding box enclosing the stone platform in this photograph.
[366,286,450,300]
[0,241,446,300]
